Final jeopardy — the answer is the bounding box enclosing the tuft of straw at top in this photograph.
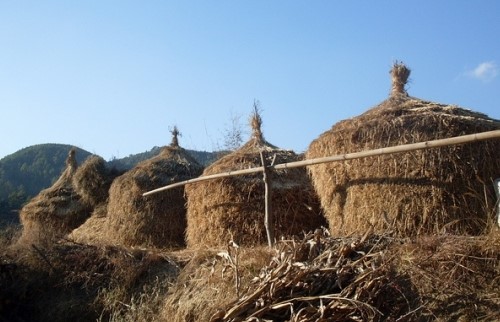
[66,148,78,173]
[170,126,180,147]
[390,61,411,96]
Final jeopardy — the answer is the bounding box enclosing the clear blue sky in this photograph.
[1,1,499,160]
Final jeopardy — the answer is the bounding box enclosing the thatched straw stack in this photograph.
[306,62,500,237]
[185,108,326,248]
[18,149,92,245]
[103,128,204,248]
[72,155,118,208]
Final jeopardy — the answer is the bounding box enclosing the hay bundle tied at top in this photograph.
[104,128,204,248]
[186,108,326,248]
[306,62,500,237]
[18,148,92,245]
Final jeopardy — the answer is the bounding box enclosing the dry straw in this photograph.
[161,246,274,321]
[18,148,92,245]
[72,155,118,208]
[68,156,121,245]
[210,231,500,321]
[68,204,111,245]
[391,60,411,96]
[306,62,500,237]
[102,128,204,248]
[212,230,417,321]
[185,106,326,248]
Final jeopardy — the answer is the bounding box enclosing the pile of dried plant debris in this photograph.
[210,227,499,321]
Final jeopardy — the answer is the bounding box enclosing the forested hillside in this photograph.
[0,144,218,224]
[108,146,219,170]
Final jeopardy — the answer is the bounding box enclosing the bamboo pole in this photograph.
[143,166,264,196]
[143,130,500,196]
[273,129,500,170]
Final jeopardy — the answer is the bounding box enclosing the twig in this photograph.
[31,244,56,273]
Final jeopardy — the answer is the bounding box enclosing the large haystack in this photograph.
[306,62,500,237]
[18,148,92,245]
[186,107,326,248]
[103,128,204,248]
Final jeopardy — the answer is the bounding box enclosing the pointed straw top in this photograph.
[170,126,180,147]
[390,61,411,96]
[250,101,264,142]
[66,148,78,173]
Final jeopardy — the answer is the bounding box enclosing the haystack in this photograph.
[306,62,500,237]
[185,107,326,248]
[68,156,121,245]
[103,128,204,248]
[18,148,92,245]
[72,155,119,207]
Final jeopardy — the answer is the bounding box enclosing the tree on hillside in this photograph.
[221,110,246,151]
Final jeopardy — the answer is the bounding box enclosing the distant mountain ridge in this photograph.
[0,143,219,224]
[108,146,218,171]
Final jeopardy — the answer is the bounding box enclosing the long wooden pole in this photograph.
[143,130,500,196]
[143,166,265,196]
[273,129,500,170]
[260,151,275,248]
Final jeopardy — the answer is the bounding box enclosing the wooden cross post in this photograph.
[260,151,275,248]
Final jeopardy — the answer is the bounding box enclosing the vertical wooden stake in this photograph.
[260,151,275,248]
[494,178,500,227]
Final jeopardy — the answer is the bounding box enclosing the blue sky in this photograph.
[1,1,499,160]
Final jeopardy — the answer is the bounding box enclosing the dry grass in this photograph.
[1,238,180,322]
[186,110,326,248]
[211,229,417,321]
[394,232,500,321]
[160,230,500,321]
[72,155,120,207]
[0,223,21,250]
[161,245,274,322]
[307,64,500,238]
[3,224,499,321]
[68,204,113,245]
